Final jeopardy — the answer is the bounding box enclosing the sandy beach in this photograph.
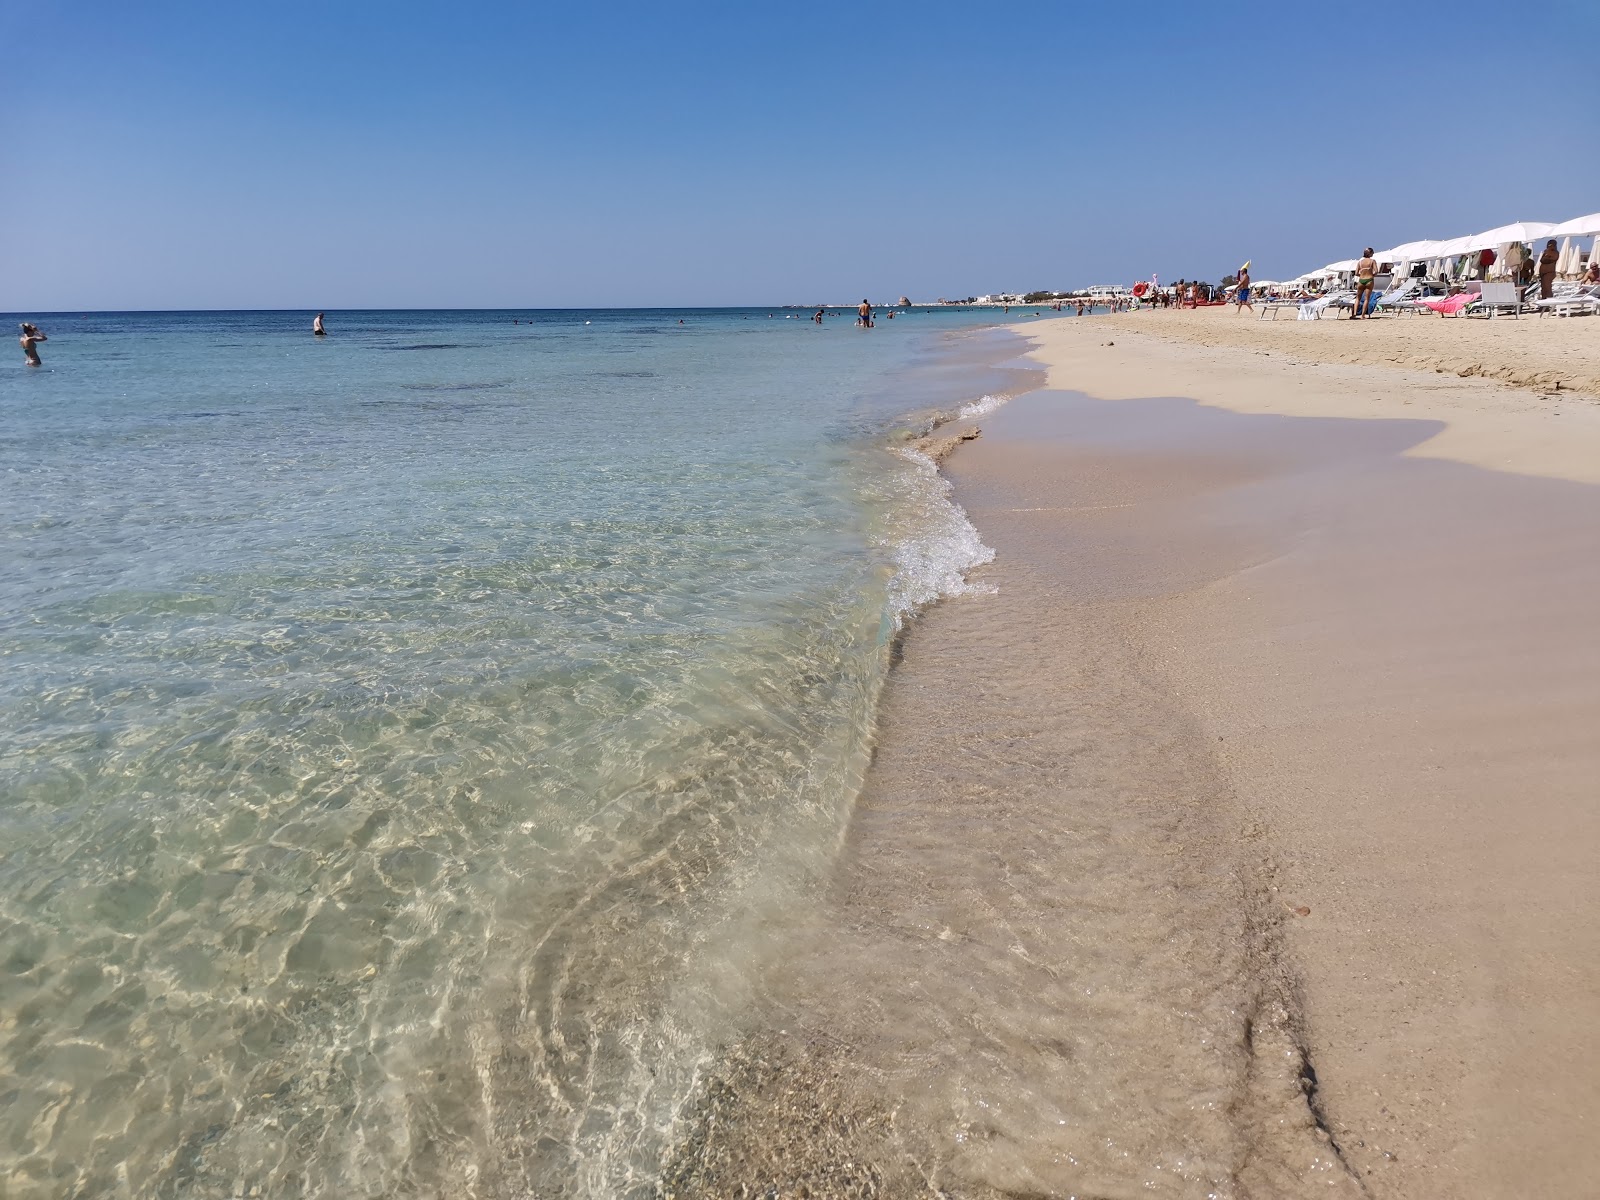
[664,310,1599,1198]
[956,312,1600,1195]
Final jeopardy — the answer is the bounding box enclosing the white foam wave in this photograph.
[958,393,1009,419]
[884,447,996,625]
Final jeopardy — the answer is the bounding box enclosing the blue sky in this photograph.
[5,0,1597,310]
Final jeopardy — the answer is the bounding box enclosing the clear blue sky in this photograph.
[5,0,1597,310]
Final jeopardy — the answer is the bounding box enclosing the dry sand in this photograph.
[1038,304,1600,483]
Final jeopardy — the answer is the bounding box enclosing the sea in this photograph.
[0,306,1046,1197]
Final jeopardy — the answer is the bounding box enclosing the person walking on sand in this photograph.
[313,312,326,336]
[1538,240,1560,300]
[1234,265,1253,315]
[19,323,46,366]
[1353,248,1378,319]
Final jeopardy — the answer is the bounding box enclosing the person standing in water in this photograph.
[814,308,825,324]
[19,323,46,366]
[857,299,873,328]
[313,312,326,336]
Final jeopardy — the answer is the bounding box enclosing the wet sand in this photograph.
[664,317,1600,1197]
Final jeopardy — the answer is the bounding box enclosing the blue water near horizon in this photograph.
[0,306,1033,1196]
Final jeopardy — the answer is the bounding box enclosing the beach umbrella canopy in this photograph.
[1431,235,1478,258]
[1323,259,1358,272]
[1386,239,1445,260]
[1459,221,1556,253]
[1549,212,1600,238]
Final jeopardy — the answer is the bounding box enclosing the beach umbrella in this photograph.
[1386,238,1444,260]
[1556,238,1579,277]
[1324,259,1358,272]
[1549,212,1600,238]
[1460,220,1556,253]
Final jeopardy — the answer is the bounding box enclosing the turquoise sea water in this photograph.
[0,307,1028,1196]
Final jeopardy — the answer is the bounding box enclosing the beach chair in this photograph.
[1469,282,1524,318]
[1534,284,1600,317]
[1258,297,1303,319]
[1371,278,1424,316]
[1419,293,1478,317]
[1297,291,1351,320]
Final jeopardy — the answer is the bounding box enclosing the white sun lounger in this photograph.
[1297,291,1352,320]
[1371,278,1424,315]
[1468,281,1524,318]
[1258,298,1304,319]
[1534,285,1600,317]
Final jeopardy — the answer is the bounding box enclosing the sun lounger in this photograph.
[1468,281,1524,318]
[1419,293,1478,317]
[1258,298,1304,319]
[1534,284,1600,317]
[1371,278,1424,315]
[1296,291,1351,320]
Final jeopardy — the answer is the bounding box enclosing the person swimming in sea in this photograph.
[19,323,46,366]
[313,312,326,336]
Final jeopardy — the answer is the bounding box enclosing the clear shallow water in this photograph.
[0,308,1023,1196]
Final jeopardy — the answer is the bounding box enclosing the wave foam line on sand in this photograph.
[882,445,995,624]
[958,392,1010,418]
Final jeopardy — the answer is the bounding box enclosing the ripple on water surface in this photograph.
[0,308,1018,1196]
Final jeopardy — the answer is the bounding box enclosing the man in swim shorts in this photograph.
[1234,266,1253,315]
[857,299,873,328]
[1353,248,1377,319]
[313,312,326,336]
[19,323,46,366]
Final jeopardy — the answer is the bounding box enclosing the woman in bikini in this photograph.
[1353,248,1378,320]
[19,323,46,366]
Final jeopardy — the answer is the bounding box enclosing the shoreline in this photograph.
[663,313,1600,1197]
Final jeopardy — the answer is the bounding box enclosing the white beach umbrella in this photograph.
[1460,220,1556,253]
[1556,237,1579,276]
[1548,212,1600,238]
[1324,259,1359,272]
[1388,238,1444,260]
